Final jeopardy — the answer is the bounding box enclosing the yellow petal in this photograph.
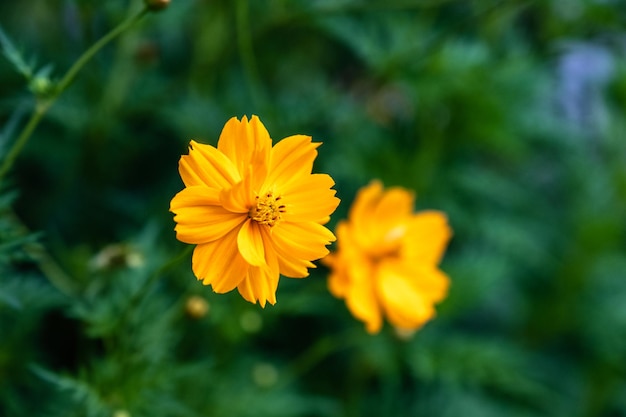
[191,140,241,183]
[171,187,246,244]
[324,223,354,294]
[402,211,452,265]
[411,266,450,303]
[174,214,245,245]
[272,221,336,262]
[325,254,354,298]
[372,187,414,223]
[349,181,415,252]
[265,135,320,188]
[276,256,314,278]
[178,154,205,187]
[178,141,240,189]
[237,219,266,267]
[237,265,279,307]
[241,222,308,278]
[327,267,348,297]
[325,222,383,332]
[235,226,281,305]
[219,175,255,214]
[349,180,384,227]
[191,226,249,293]
[272,237,316,278]
[376,260,440,330]
[343,260,382,334]
[347,181,386,250]
[329,221,352,254]
[372,187,414,243]
[259,225,280,275]
[279,174,340,224]
[170,185,220,208]
[217,115,271,178]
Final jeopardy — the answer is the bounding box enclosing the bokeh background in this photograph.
[2,0,626,416]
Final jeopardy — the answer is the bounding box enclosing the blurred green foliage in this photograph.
[1,0,626,416]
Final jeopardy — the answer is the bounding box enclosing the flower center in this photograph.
[368,225,405,261]
[249,191,285,227]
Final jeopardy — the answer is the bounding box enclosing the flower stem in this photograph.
[0,102,49,183]
[55,7,150,98]
[0,6,150,184]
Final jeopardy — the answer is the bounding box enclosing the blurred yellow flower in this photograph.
[170,115,339,307]
[324,181,451,334]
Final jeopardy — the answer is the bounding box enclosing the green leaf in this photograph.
[0,25,33,79]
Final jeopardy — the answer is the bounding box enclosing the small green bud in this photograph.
[28,76,53,97]
[144,0,170,11]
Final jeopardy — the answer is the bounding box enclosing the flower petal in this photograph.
[272,221,336,263]
[348,180,384,227]
[372,187,415,224]
[373,188,414,245]
[179,141,240,189]
[273,239,316,278]
[343,260,382,334]
[170,187,246,244]
[237,219,266,267]
[191,226,249,293]
[325,221,382,332]
[349,181,415,252]
[376,260,448,330]
[265,135,320,188]
[178,154,205,188]
[327,263,348,297]
[217,115,271,179]
[170,185,221,208]
[219,172,257,214]
[259,225,280,274]
[237,265,279,307]
[402,211,452,265]
[415,266,450,303]
[324,222,353,295]
[347,181,384,249]
[279,174,340,224]
[276,256,315,278]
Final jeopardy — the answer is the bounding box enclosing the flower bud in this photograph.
[28,76,53,97]
[185,295,209,319]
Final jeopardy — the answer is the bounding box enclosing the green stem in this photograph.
[0,6,149,184]
[0,101,50,182]
[55,7,149,96]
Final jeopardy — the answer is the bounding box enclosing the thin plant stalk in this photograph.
[0,6,150,184]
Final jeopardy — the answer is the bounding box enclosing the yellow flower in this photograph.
[324,180,451,334]
[170,115,340,307]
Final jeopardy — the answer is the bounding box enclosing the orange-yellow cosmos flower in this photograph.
[324,180,451,334]
[170,115,340,307]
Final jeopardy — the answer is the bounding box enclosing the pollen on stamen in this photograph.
[249,191,284,227]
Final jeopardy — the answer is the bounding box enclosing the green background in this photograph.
[1,0,626,416]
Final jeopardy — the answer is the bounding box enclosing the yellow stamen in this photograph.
[249,191,285,227]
